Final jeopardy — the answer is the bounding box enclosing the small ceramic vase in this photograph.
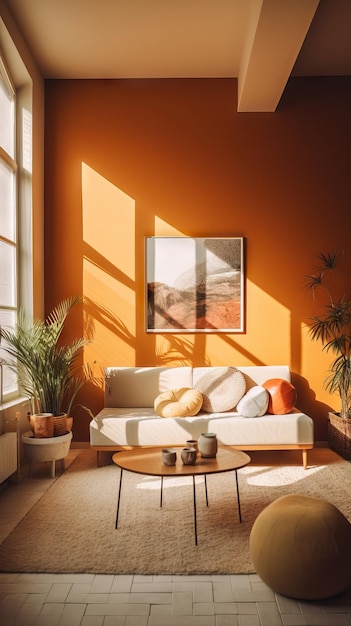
[181,447,197,465]
[162,448,177,466]
[186,439,198,453]
[198,432,218,457]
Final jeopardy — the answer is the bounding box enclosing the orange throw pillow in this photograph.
[262,378,296,414]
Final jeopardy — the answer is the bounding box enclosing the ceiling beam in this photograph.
[237,0,320,112]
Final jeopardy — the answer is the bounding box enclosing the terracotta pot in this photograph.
[66,416,73,432]
[29,413,54,438]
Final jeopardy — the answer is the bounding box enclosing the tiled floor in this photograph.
[0,449,351,626]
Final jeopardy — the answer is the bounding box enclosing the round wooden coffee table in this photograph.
[112,446,250,545]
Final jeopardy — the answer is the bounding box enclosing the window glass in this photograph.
[0,309,16,398]
[22,107,32,173]
[0,159,16,241]
[0,241,16,307]
[0,71,14,157]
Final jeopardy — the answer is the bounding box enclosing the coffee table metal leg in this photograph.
[235,470,242,522]
[193,476,198,546]
[116,468,123,529]
[204,474,208,506]
[160,475,163,508]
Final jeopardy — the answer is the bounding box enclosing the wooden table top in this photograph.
[112,446,251,477]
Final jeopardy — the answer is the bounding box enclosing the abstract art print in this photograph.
[146,237,244,332]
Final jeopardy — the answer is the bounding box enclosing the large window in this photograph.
[0,55,18,402]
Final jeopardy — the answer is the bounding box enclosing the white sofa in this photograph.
[90,365,314,468]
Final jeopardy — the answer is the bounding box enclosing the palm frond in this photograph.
[316,250,338,270]
[305,250,351,417]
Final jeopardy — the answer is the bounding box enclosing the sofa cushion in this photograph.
[91,408,314,447]
[104,366,193,408]
[154,388,203,418]
[193,366,246,413]
[262,378,297,414]
[236,386,269,417]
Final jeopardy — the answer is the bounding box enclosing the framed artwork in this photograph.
[146,237,245,333]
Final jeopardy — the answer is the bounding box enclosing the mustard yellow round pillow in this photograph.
[154,388,203,418]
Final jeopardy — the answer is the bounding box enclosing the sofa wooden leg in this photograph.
[302,449,307,470]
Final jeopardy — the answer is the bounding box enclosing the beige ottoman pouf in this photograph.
[249,494,351,600]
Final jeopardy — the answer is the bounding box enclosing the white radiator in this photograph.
[0,432,17,483]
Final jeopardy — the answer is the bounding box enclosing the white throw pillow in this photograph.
[236,385,269,418]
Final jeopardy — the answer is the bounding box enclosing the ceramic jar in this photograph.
[162,448,177,466]
[181,447,197,465]
[198,432,218,457]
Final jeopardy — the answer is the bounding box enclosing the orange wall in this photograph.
[44,77,351,442]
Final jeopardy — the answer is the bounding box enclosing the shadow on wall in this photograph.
[291,372,332,441]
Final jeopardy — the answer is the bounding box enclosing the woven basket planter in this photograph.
[328,412,351,461]
[53,414,68,437]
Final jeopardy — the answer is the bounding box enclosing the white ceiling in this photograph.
[4,0,351,111]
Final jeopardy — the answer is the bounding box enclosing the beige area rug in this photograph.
[0,448,350,575]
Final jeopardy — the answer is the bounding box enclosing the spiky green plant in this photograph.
[0,296,90,416]
[305,251,351,418]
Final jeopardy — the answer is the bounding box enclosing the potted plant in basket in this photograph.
[0,296,91,438]
[305,251,351,459]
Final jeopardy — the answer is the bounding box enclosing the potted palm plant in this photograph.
[305,251,351,459]
[0,296,91,438]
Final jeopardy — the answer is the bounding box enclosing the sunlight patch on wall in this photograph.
[83,259,135,365]
[239,280,291,364]
[82,163,136,365]
[82,163,135,278]
[154,216,185,237]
